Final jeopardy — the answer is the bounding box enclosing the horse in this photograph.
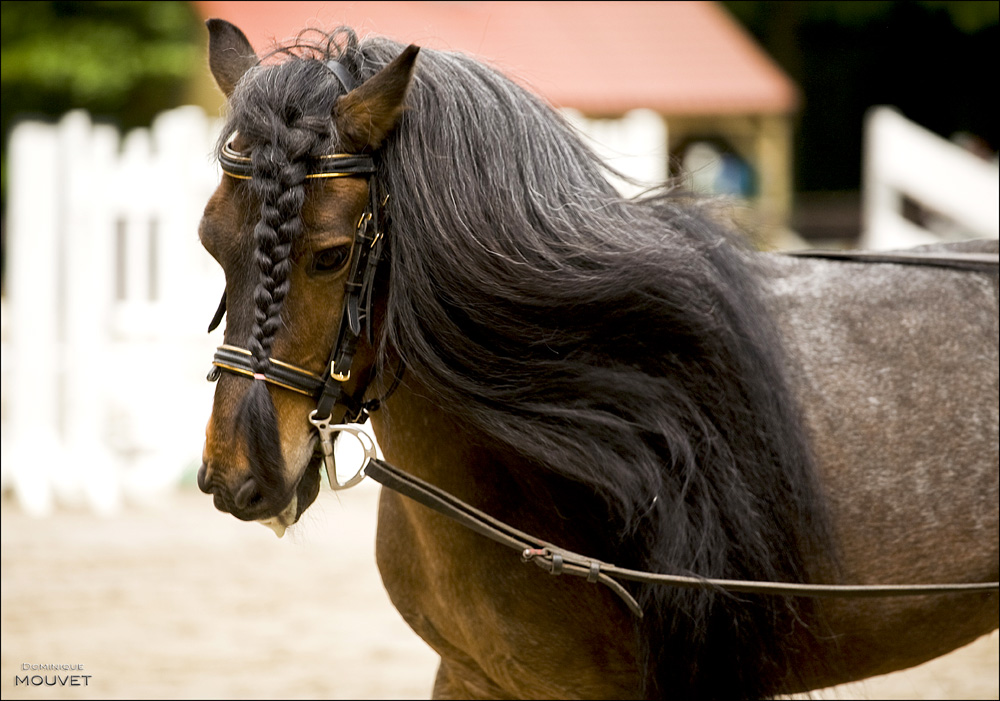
[195,19,998,700]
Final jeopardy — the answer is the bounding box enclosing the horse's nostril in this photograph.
[197,464,213,494]
[234,478,264,510]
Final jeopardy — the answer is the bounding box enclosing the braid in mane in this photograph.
[220,32,361,505]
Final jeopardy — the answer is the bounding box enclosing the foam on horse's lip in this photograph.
[258,517,287,538]
[257,494,299,538]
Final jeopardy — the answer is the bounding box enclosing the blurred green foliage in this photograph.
[1,0,203,213]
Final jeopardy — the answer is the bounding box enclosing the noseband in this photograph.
[206,60,398,488]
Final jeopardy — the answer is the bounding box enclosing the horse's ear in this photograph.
[206,19,258,98]
[335,45,420,152]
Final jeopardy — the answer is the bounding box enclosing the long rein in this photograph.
[206,101,999,618]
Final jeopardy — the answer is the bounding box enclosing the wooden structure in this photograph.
[190,1,797,239]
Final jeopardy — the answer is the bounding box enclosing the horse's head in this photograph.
[196,19,417,534]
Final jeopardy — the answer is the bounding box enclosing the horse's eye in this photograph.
[310,246,351,274]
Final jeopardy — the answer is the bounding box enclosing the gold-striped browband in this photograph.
[219,134,376,180]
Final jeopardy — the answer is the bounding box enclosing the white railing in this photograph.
[861,106,999,250]
[2,107,225,515]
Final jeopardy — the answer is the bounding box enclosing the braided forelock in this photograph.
[224,49,357,506]
[225,45,364,372]
[245,142,308,371]
[241,63,348,371]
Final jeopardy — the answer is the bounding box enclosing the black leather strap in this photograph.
[207,291,227,333]
[314,175,385,421]
[786,249,999,273]
[364,459,643,614]
[211,345,325,397]
[219,140,375,180]
[325,60,356,93]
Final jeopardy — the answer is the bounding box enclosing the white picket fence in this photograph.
[861,106,999,249]
[2,107,226,515]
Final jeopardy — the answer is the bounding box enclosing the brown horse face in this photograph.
[195,20,417,533]
[198,174,369,531]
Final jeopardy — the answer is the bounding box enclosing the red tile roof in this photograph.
[193,1,797,115]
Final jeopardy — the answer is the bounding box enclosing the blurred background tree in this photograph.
[0,0,203,216]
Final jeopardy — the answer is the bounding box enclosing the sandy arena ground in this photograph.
[2,482,997,700]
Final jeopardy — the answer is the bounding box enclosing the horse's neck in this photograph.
[369,377,494,502]
[366,373,606,552]
[366,370,642,697]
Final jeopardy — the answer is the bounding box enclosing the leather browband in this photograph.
[218,139,375,180]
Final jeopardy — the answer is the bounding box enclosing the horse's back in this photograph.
[757,239,998,687]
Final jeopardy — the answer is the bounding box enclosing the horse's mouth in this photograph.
[257,452,323,538]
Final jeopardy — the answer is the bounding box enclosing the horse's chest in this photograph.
[373,488,641,698]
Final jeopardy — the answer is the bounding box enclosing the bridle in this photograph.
[206,60,397,489]
[203,59,998,613]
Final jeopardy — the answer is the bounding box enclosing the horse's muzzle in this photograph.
[197,458,323,527]
[197,463,266,520]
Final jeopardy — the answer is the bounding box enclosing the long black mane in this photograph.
[223,28,834,699]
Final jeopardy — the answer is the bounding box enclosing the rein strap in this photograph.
[362,458,1000,618]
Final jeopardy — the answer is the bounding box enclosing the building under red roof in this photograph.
[190,1,797,239]
[193,0,795,116]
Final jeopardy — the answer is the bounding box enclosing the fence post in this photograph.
[61,111,123,515]
[561,108,668,197]
[3,121,62,516]
[861,106,999,249]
